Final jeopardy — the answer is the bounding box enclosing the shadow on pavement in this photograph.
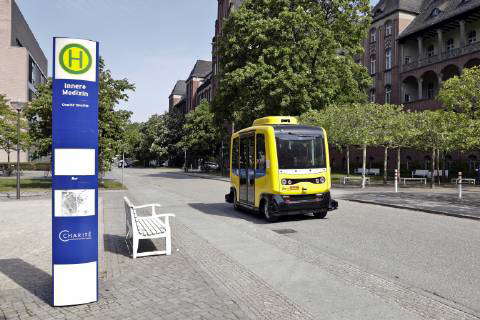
[0,258,51,303]
[103,234,163,258]
[144,172,201,180]
[188,202,319,224]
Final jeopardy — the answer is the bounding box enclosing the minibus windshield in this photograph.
[275,132,326,169]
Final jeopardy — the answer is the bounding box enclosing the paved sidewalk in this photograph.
[340,191,480,220]
[0,191,248,320]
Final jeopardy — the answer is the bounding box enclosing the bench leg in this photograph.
[166,233,172,256]
[132,237,139,259]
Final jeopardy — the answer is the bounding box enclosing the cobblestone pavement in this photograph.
[339,191,480,219]
[0,191,250,320]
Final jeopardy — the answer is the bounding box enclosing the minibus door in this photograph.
[239,134,255,205]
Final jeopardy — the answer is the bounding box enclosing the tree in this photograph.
[409,110,472,188]
[25,58,135,175]
[213,0,371,129]
[0,95,29,172]
[438,66,480,119]
[150,111,185,166]
[300,104,357,175]
[178,100,221,169]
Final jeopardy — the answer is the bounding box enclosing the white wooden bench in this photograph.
[451,178,476,184]
[354,168,380,176]
[401,177,427,185]
[412,170,449,178]
[124,197,175,259]
[342,176,370,185]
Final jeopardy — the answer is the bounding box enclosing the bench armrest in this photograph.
[152,213,175,225]
[133,203,162,209]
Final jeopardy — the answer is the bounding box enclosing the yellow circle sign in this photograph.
[59,43,92,75]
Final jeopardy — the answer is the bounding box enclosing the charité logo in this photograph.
[59,230,92,242]
[59,43,92,75]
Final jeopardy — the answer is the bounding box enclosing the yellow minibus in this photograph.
[225,116,337,222]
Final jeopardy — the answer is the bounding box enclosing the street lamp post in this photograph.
[11,101,26,200]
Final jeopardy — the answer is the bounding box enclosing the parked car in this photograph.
[202,161,219,172]
[118,159,134,168]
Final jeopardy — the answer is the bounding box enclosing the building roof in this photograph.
[170,80,186,97]
[188,60,212,79]
[399,0,480,39]
[372,0,422,22]
[196,72,213,93]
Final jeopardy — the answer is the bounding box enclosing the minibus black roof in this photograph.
[272,125,324,136]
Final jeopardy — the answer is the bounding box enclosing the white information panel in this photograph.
[54,149,95,176]
[54,189,95,217]
[53,262,97,306]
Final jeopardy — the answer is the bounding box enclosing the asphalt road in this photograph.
[114,168,480,320]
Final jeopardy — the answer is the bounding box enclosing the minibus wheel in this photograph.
[313,209,328,219]
[262,199,279,223]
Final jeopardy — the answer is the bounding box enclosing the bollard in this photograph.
[394,169,398,193]
[458,172,463,200]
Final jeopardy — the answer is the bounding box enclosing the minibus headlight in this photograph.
[315,178,320,184]
[287,180,292,185]
[319,177,326,184]
[281,179,287,185]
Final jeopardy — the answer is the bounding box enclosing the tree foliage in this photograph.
[0,95,29,165]
[438,66,480,119]
[178,100,222,161]
[213,0,371,128]
[24,58,135,174]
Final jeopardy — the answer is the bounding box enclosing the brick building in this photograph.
[169,60,212,115]
[0,0,47,162]
[212,0,243,96]
[168,80,186,113]
[349,0,480,173]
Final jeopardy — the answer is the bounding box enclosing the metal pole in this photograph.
[458,171,462,200]
[394,169,398,193]
[16,109,20,200]
[184,149,187,172]
[122,152,124,186]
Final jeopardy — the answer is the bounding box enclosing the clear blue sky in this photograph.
[17,0,378,122]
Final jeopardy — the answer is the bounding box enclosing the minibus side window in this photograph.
[232,138,239,176]
[256,134,266,178]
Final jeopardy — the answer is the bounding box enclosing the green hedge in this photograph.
[0,162,50,171]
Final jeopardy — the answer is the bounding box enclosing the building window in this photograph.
[369,89,376,103]
[385,21,392,36]
[468,30,477,45]
[385,48,392,70]
[404,56,412,64]
[404,93,411,103]
[446,38,455,52]
[370,55,376,75]
[385,85,391,103]
[430,8,441,18]
[370,29,376,43]
[427,83,435,99]
[427,45,435,57]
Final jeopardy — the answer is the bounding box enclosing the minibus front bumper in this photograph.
[271,192,335,215]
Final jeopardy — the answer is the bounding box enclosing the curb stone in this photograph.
[342,198,480,221]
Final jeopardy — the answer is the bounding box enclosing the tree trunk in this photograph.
[442,151,446,183]
[7,151,10,164]
[430,147,435,189]
[346,145,350,176]
[436,149,441,186]
[383,146,388,185]
[362,145,367,189]
[397,147,401,180]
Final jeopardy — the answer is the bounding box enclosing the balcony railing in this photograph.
[401,42,480,72]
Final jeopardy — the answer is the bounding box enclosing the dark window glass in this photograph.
[232,138,239,175]
[275,133,325,169]
[256,134,266,178]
